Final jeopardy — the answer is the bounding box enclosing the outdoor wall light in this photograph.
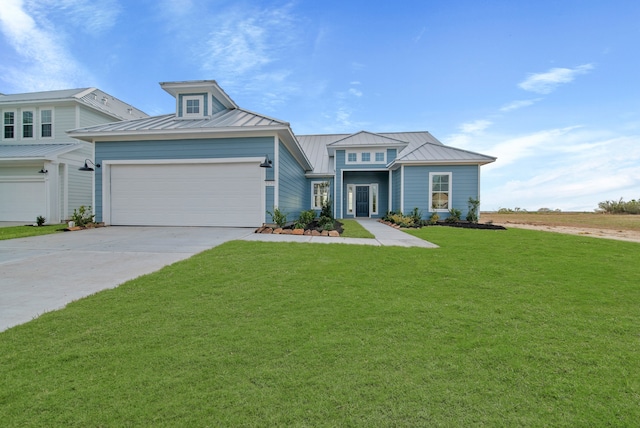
[260,154,273,168]
[38,169,48,174]
[79,159,101,172]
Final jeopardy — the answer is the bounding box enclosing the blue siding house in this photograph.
[69,80,495,227]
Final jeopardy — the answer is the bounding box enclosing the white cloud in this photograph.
[484,126,581,170]
[500,98,540,112]
[0,0,95,91]
[201,5,297,77]
[460,119,492,134]
[348,88,363,97]
[187,4,302,111]
[480,129,640,211]
[29,0,121,34]
[518,64,594,94]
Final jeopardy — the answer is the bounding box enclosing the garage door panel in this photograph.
[109,162,262,227]
[0,181,45,221]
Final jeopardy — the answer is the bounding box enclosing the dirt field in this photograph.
[480,212,640,243]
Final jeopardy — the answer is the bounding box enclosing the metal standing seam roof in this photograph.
[68,108,290,135]
[0,88,148,121]
[0,143,81,159]
[297,131,453,174]
[393,141,497,164]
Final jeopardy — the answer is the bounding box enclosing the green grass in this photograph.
[339,219,375,238]
[1,228,639,426]
[0,224,65,240]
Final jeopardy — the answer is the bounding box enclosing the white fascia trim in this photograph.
[102,157,263,166]
[390,159,495,167]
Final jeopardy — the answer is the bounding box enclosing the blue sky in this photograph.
[1,0,639,211]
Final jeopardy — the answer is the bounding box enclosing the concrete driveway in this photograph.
[0,226,253,332]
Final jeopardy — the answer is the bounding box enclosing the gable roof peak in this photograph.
[327,130,410,147]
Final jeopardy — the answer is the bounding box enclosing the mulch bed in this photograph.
[430,221,506,230]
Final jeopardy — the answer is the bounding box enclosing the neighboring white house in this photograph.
[0,88,147,223]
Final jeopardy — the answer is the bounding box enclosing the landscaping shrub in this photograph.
[36,215,45,226]
[466,197,480,223]
[294,209,316,229]
[445,208,462,223]
[267,208,288,227]
[70,205,95,227]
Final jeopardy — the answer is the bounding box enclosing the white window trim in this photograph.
[182,95,204,118]
[22,109,35,139]
[40,108,54,139]
[311,180,329,210]
[2,109,16,140]
[345,149,386,165]
[346,184,355,216]
[371,183,379,215]
[429,172,452,212]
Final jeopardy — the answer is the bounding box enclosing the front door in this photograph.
[355,186,369,217]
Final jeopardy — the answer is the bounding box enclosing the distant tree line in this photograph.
[597,198,640,214]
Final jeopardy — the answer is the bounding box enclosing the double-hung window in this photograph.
[3,111,15,139]
[22,111,34,138]
[312,181,329,209]
[429,172,452,211]
[41,109,52,138]
[361,152,371,162]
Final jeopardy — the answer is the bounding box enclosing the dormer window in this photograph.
[186,99,199,114]
[181,95,205,118]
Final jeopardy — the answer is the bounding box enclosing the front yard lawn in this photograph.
[338,219,375,238]
[0,224,65,241]
[1,227,639,426]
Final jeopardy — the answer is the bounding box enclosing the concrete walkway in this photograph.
[242,219,438,248]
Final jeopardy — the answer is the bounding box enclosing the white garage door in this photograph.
[0,180,45,222]
[109,162,263,227]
